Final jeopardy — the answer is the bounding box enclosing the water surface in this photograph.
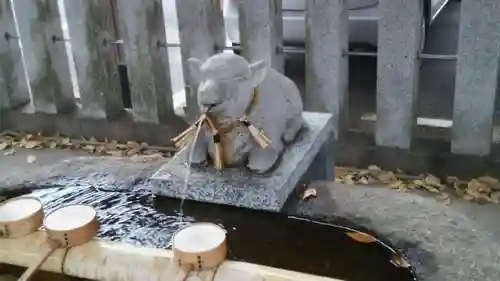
[1,180,416,281]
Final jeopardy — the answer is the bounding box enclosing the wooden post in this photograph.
[451,0,500,156]
[115,0,177,124]
[63,0,123,119]
[0,0,31,109]
[305,0,348,140]
[176,0,225,121]
[238,0,284,73]
[12,0,76,114]
[376,0,422,148]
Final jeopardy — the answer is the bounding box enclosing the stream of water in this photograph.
[178,119,204,221]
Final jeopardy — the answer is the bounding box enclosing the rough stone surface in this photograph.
[0,149,166,192]
[305,0,348,139]
[238,0,284,72]
[116,0,176,124]
[150,112,333,211]
[451,0,500,155]
[0,0,31,109]
[376,0,422,148]
[285,182,500,281]
[13,0,75,114]
[186,53,304,174]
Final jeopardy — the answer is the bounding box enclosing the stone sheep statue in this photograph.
[185,53,303,174]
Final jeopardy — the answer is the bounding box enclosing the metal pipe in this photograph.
[97,40,459,61]
[161,43,241,51]
[343,51,377,57]
[279,46,306,54]
[418,53,457,60]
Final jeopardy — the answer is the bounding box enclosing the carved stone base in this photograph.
[150,112,334,212]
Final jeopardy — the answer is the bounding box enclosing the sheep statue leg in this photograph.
[246,128,284,174]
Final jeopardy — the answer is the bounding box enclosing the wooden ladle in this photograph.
[18,204,99,281]
[0,196,44,238]
[170,222,228,281]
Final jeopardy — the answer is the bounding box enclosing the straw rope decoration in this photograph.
[171,88,271,170]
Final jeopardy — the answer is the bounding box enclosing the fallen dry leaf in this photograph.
[0,141,9,151]
[95,146,106,154]
[424,186,441,194]
[358,170,371,176]
[127,141,141,148]
[344,174,355,185]
[358,177,369,185]
[334,167,351,178]
[490,192,500,204]
[25,140,42,149]
[424,175,446,190]
[379,171,397,184]
[492,183,500,191]
[466,179,491,203]
[463,195,474,201]
[302,187,317,200]
[84,145,96,153]
[126,148,141,157]
[106,150,124,157]
[346,231,377,243]
[412,179,424,186]
[477,175,498,186]
[26,155,36,164]
[424,175,441,186]
[367,165,381,172]
[389,180,404,189]
[390,253,411,268]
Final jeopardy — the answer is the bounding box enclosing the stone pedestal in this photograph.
[150,112,334,212]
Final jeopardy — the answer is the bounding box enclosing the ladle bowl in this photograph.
[18,204,99,281]
[0,196,43,238]
[172,222,227,271]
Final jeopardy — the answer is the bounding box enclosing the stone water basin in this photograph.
[0,182,417,281]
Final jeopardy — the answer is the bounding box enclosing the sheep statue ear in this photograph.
[187,58,203,85]
[248,60,267,87]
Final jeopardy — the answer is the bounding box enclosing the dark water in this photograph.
[1,179,417,281]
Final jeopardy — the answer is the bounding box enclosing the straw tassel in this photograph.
[212,132,224,170]
[171,115,206,148]
[171,125,196,144]
[239,117,271,149]
[205,115,226,170]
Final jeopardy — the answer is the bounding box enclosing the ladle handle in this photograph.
[165,259,189,281]
[18,241,58,281]
[175,269,188,281]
